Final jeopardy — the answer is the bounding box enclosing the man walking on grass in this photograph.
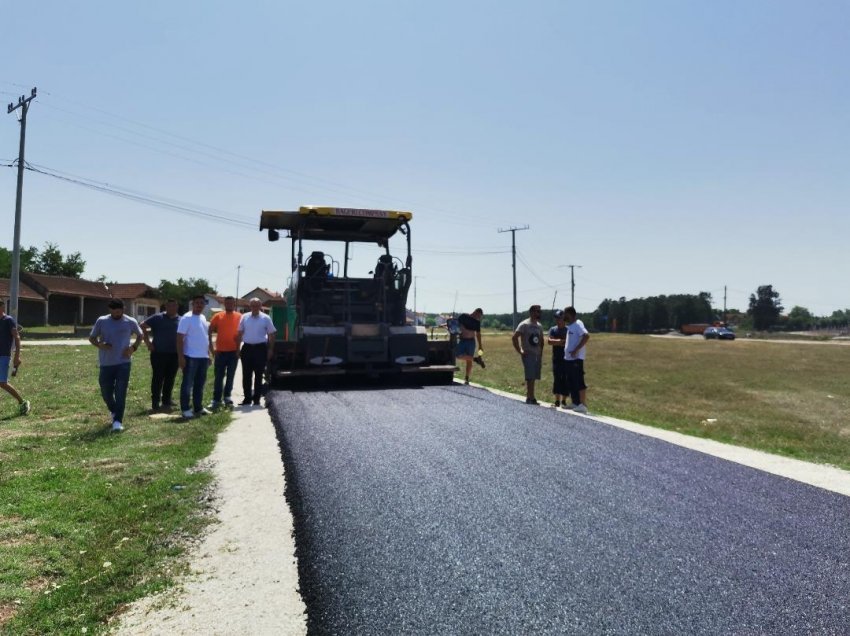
[89,299,143,432]
[0,304,30,416]
[177,295,212,419]
[563,306,590,413]
[512,304,544,405]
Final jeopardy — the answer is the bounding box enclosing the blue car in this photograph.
[704,327,736,340]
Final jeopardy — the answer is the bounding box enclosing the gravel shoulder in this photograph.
[115,370,307,635]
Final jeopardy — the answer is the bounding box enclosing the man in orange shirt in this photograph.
[208,296,242,409]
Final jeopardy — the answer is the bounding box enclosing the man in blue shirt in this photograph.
[89,299,144,432]
[141,299,180,412]
[0,304,30,415]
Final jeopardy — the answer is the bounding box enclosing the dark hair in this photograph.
[530,304,541,312]
[192,294,206,302]
[165,298,177,304]
[108,299,124,309]
[565,306,577,318]
[473,307,484,315]
[225,296,236,301]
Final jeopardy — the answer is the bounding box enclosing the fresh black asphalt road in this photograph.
[267,383,850,635]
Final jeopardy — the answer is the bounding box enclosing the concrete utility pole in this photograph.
[723,285,727,326]
[567,264,582,308]
[236,265,242,298]
[413,275,424,325]
[6,87,37,321]
[498,225,529,330]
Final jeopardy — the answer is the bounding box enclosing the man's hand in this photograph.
[146,341,155,352]
[122,346,134,359]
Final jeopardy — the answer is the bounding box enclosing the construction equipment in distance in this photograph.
[260,206,456,383]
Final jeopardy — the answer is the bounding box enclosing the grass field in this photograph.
[0,346,228,635]
[463,332,850,470]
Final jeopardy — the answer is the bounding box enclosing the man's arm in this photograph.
[512,330,523,355]
[176,333,186,370]
[569,333,590,358]
[140,319,155,351]
[208,316,217,357]
[88,322,109,350]
[12,325,21,366]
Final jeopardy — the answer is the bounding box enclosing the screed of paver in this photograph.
[116,405,307,636]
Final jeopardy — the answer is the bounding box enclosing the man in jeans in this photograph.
[140,299,180,412]
[176,295,212,419]
[89,299,143,432]
[236,298,276,407]
[208,296,242,410]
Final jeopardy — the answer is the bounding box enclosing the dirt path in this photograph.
[115,369,306,635]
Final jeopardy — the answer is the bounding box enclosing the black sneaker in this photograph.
[525,398,539,405]
[473,355,486,369]
[239,399,252,406]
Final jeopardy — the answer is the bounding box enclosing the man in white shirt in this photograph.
[176,295,212,418]
[563,306,590,413]
[236,297,277,407]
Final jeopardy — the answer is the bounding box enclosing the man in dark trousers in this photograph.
[547,309,570,408]
[140,299,180,412]
[236,298,277,407]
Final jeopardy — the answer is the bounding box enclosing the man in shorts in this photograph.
[0,304,30,415]
[512,304,544,405]
[454,308,484,385]
[563,306,590,413]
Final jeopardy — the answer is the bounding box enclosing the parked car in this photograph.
[704,326,736,340]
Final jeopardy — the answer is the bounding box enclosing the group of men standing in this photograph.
[456,304,590,412]
[88,295,276,432]
[513,304,589,411]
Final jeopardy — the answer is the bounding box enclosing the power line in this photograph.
[7,86,498,227]
[20,162,256,229]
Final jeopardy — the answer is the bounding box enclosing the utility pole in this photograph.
[413,275,424,325]
[236,265,241,298]
[498,225,529,329]
[567,264,582,308]
[6,87,37,321]
[723,285,727,326]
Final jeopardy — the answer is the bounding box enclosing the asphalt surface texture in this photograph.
[267,381,850,635]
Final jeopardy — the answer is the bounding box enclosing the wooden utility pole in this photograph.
[498,225,529,329]
[6,87,37,321]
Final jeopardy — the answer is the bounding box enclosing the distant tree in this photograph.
[748,285,783,330]
[158,277,217,310]
[786,306,815,331]
[34,242,86,277]
[0,245,43,277]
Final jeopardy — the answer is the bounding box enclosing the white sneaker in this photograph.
[197,408,213,416]
[562,403,576,410]
[181,409,194,419]
[573,404,588,414]
[111,421,124,432]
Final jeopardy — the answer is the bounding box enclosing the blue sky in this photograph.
[3,1,848,316]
